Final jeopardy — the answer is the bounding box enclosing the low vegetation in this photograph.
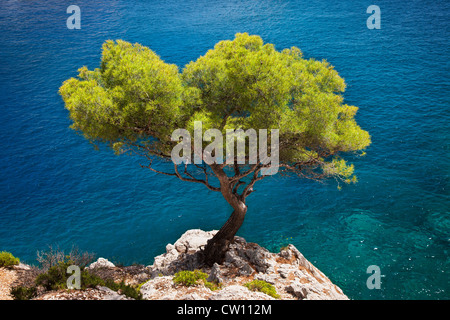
[244,280,280,299]
[173,270,221,291]
[173,270,208,286]
[35,260,103,291]
[104,279,142,300]
[9,286,37,300]
[6,248,281,300]
[36,245,95,271]
[0,251,20,267]
[8,247,142,300]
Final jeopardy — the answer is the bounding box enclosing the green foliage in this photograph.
[137,279,150,292]
[79,270,105,289]
[172,269,220,291]
[181,33,371,179]
[35,258,104,291]
[35,260,80,291]
[59,40,184,156]
[0,251,20,267]
[10,286,37,300]
[33,258,141,299]
[203,280,222,291]
[105,279,142,300]
[60,33,370,183]
[173,270,208,287]
[244,280,280,299]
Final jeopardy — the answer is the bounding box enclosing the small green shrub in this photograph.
[105,279,142,300]
[173,270,208,287]
[137,279,149,292]
[35,260,72,291]
[244,280,280,299]
[10,286,37,300]
[80,270,106,288]
[204,280,221,291]
[172,269,220,291]
[0,251,20,267]
[35,260,103,291]
[34,259,141,299]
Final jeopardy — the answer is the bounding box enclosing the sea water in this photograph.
[0,0,448,299]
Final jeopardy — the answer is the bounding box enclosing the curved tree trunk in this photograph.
[203,205,247,266]
[202,164,248,266]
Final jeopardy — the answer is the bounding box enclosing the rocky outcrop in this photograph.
[4,229,348,300]
[86,258,116,269]
[141,229,348,300]
[210,285,275,300]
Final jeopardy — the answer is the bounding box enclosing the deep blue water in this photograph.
[0,0,448,300]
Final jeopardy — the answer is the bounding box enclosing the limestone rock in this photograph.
[96,286,130,300]
[173,229,217,254]
[14,263,32,271]
[142,229,349,300]
[207,263,223,283]
[140,276,173,300]
[209,285,275,300]
[86,258,115,269]
[149,229,217,276]
[254,273,278,285]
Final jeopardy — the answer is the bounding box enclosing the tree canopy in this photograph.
[60,33,370,186]
[60,33,371,263]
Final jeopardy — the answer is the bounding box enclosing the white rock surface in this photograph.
[86,258,115,269]
[173,229,217,254]
[141,229,349,300]
[209,285,275,300]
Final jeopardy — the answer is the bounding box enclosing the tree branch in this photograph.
[173,163,221,192]
[241,165,267,198]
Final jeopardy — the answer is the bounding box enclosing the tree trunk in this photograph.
[201,164,248,265]
[203,204,247,266]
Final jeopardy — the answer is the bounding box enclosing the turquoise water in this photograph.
[0,0,448,299]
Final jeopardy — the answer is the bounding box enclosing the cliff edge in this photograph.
[140,229,348,300]
[1,229,348,300]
